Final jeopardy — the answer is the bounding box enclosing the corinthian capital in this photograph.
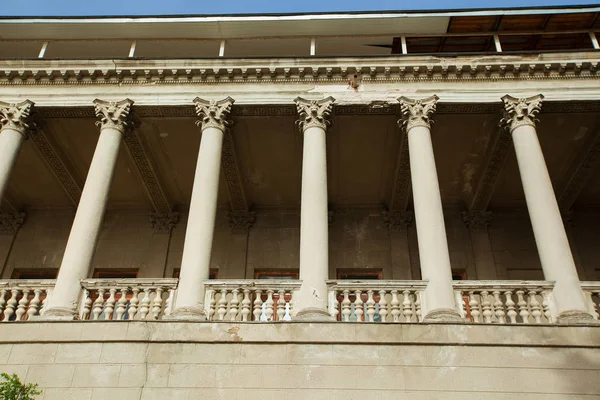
[0,100,35,136]
[398,95,439,131]
[0,212,26,235]
[294,96,335,132]
[462,211,493,231]
[194,97,234,131]
[93,99,135,134]
[500,94,544,132]
[382,210,413,232]
[149,211,179,234]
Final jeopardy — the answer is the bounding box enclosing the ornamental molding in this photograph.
[398,95,439,131]
[227,210,256,231]
[469,127,512,211]
[194,97,234,131]
[149,212,179,233]
[500,94,544,132]
[93,99,135,134]
[30,123,83,207]
[123,129,172,214]
[221,130,248,212]
[462,211,493,230]
[1,56,600,84]
[390,129,411,211]
[0,212,26,235]
[382,210,414,232]
[0,100,34,136]
[295,96,335,132]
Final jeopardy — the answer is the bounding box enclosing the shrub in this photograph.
[0,373,41,400]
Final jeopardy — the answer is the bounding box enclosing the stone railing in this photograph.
[327,281,427,323]
[0,279,55,322]
[453,281,556,324]
[203,280,301,322]
[581,281,600,320]
[79,279,178,321]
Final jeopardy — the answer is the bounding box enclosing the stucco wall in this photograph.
[0,322,598,399]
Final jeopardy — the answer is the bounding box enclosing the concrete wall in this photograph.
[1,208,599,281]
[0,322,598,399]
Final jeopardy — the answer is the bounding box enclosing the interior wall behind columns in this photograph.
[572,212,600,281]
[444,208,476,279]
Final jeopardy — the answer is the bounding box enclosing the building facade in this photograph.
[0,6,599,399]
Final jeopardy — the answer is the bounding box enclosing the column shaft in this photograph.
[45,99,133,318]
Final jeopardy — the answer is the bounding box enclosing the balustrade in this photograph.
[203,280,300,322]
[581,282,600,320]
[79,279,177,321]
[0,280,55,322]
[453,281,556,324]
[327,281,427,323]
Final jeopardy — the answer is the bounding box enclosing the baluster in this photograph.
[80,290,92,320]
[491,291,505,323]
[138,288,151,320]
[378,290,388,323]
[3,289,19,322]
[402,290,413,322]
[365,290,376,323]
[217,289,228,320]
[151,288,164,319]
[504,291,517,324]
[229,289,239,321]
[388,290,399,323]
[128,288,140,320]
[283,301,292,321]
[353,290,364,322]
[164,288,176,316]
[103,288,117,320]
[480,290,493,323]
[516,290,529,323]
[528,290,542,324]
[593,292,600,320]
[27,289,42,319]
[207,289,216,321]
[253,289,263,321]
[415,292,422,322]
[341,290,351,322]
[16,289,29,321]
[265,290,275,321]
[241,289,251,322]
[91,289,105,320]
[0,289,7,319]
[541,290,552,323]
[469,291,481,323]
[276,290,286,322]
[115,287,128,320]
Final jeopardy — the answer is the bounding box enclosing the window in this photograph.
[93,269,138,279]
[336,268,382,322]
[172,268,218,279]
[254,269,299,280]
[337,268,382,280]
[453,270,472,321]
[11,269,58,279]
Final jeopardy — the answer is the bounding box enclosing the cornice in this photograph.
[1,53,600,85]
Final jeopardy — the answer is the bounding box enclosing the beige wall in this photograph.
[0,322,598,399]
[1,208,598,281]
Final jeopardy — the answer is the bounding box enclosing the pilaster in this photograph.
[382,210,414,280]
[462,211,504,280]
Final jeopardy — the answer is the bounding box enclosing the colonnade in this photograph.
[0,95,594,323]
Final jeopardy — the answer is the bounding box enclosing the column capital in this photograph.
[194,97,234,131]
[294,96,335,132]
[462,211,493,230]
[398,95,438,131]
[0,212,26,235]
[93,99,135,134]
[227,210,256,231]
[500,94,544,132]
[149,211,179,234]
[382,210,414,232]
[0,100,35,136]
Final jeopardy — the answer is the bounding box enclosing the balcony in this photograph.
[0,278,598,324]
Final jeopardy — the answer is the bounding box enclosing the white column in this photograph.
[170,97,234,319]
[398,96,461,321]
[294,96,335,320]
[0,100,34,202]
[44,99,134,318]
[502,95,594,323]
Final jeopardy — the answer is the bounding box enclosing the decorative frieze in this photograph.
[194,97,234,131]
[93,99,135,134]
[398,95,438,131]
[294,97,335,132]
[0,212,26,235]
[227,210,256,231]
[462,211,493,230]
[500,94,544,132]
[149,212,179,233]
[0,100,34,136]
[382,210,414,231]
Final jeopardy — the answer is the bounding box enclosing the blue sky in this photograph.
[3,0,600,16]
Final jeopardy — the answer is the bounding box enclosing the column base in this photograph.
[556,310,599,325]
[41,307,78,320]
[166,307,207,321]
[294,307,335,322]
[423,308,464,322]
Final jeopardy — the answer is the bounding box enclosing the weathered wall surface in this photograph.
[1,208,599,281]
[0,322,598,399]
